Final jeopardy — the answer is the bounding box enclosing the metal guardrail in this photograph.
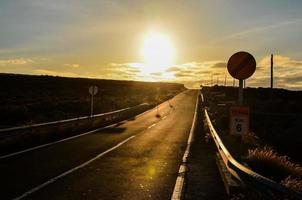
[0,103,149,134]
[0,103,151,150]
[203,95,302,199]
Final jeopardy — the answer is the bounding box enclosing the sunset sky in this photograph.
[1,0,302,89]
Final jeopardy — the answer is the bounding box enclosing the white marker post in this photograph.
[89,86,98,117]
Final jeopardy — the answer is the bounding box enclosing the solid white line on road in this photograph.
[12,105,171,200]
[13,135,136,200]
[0,94,176,160]
[0,126,109,159]
[171,91,199,200]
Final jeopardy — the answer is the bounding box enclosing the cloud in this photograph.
[247,55,302,90]
[166,61,227,81]
[23,56,302,90]
[0,58,33,66]
[108,63,140,73]
[150,72,162,76]
[213,19,302,43]
[33,69,79,77]
[259,55,302,69]
[166,66,181,72]
[64,63,80,68]
[211,62,226,68]
[97,63,141,80]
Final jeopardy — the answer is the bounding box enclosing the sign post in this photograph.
[227,51,256,105]
[227,51,256,136]
[156,87,160,117]
[89,85,98,117]
[238,80,243,105]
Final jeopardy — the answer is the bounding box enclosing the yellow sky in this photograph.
[1,1,302,89]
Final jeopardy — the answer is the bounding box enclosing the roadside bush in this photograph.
[241,132,261,148]
[281,176,302,193]
[246,146,302,182]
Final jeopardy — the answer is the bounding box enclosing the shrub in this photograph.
[241,132,261,148]
[281,176,302,193]
[246,146,302,181]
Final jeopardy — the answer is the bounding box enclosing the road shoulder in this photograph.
[184,106,228,200]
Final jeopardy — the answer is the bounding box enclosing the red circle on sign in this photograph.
[227,51,256,80]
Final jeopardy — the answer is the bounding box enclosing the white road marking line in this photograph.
[171,91,199,200]
[1,95,177,160]
[13,135,136,200]
[9,90,188,199]
[0,126,108,159]
[12,109,167,200]
[147,124,157,129]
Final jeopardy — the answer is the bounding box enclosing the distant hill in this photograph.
[0,73,186,128]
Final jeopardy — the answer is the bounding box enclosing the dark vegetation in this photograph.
[202,85,302,191]
[0,73,185,128]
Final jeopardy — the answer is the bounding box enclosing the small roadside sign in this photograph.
[230,106,250,135]
[89,86,98,95]
[89,85,98,116]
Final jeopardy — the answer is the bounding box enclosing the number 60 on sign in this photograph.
[230,106,250,135]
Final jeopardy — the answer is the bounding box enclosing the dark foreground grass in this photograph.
[246,146,302,192]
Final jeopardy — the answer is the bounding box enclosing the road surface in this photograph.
[0,90,197,200]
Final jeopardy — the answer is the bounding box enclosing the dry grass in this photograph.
[241,132,261,148]
[246,146,302,181]
[281,176,302,193]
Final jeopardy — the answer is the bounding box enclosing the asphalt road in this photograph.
[0,90,197,200]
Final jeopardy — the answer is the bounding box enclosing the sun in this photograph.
[140,31,175,73]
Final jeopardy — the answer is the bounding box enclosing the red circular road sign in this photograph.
[227,51,256,80]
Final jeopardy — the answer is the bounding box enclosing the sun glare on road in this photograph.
[140,31,175,74]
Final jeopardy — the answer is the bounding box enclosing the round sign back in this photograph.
[89,86,98,95]
[227,51,256,80]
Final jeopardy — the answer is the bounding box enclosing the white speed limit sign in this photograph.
[230,106,250,135]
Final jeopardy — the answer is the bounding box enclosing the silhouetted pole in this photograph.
[239,80,243,105]
[233,78,235,87]
[156,87,160,115]
[270,54,274,99]
[89,86,98,117]
[224,75,227,86]
[90,94,94,117]
[211,75,213,86]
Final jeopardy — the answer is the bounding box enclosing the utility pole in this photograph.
[271,54,274,99]
[211,75,213,86]
[224,75,227,86]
